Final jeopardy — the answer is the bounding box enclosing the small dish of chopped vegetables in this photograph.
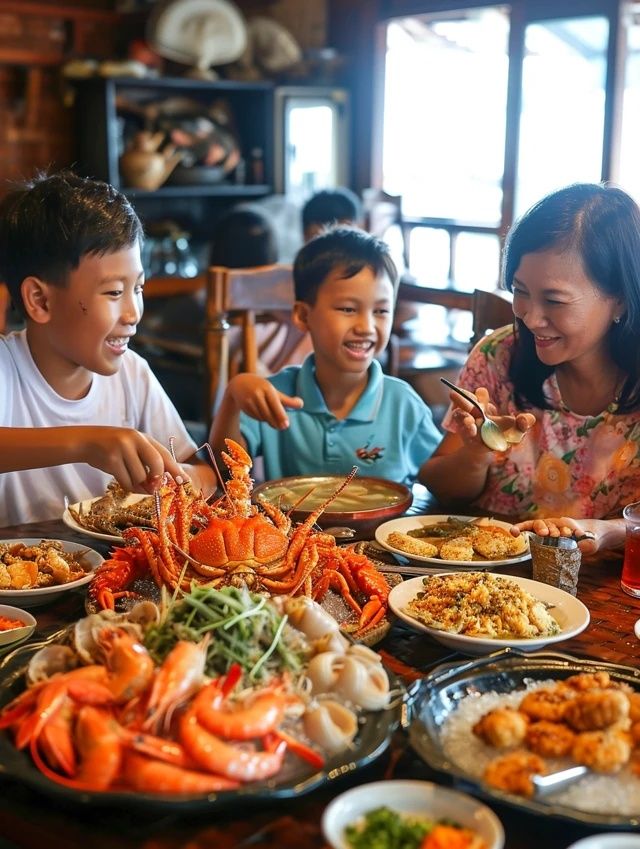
[0,604,36,647]
[322,780,503,849]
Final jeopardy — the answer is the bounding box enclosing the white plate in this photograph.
[322,779,504,849]
[567,836,640,849]
[0,539,103,608]
[375,514,530,569]
[0,605,36,647]
[62,494,149,543]
[388,573,590,655]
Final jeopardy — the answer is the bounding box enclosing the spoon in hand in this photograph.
[440,377,509,452]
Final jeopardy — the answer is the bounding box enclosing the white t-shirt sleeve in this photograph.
[121,351,196,462]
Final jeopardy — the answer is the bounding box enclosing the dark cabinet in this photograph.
[73,76,275,244]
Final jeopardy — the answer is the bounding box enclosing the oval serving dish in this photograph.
[253,475,412,539]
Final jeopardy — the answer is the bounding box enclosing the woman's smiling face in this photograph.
[511,249,624,369]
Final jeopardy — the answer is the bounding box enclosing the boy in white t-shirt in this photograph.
[0,171,215,526]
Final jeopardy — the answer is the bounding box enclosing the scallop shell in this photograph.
[27,644,78,685]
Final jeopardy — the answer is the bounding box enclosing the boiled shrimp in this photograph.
[193,680,291,741]
[179,709,287,782]
[122,750,240,795]
[144,637,209,734]
[99,627,155,703]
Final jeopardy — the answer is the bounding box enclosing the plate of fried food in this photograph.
[0,539,103,607]
[375,515,529,568]
[388,572,589,654]
[409,649,640,827]
[63,481,155,543]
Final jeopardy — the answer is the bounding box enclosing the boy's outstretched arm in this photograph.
[210,373,303,460]
[0,426,193,495]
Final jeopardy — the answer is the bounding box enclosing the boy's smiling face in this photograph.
[25,243,144,398]
[293,264,394,379]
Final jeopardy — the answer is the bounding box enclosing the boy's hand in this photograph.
[449,386,536,452]
[81,427,188,494]
[226,374,303,430]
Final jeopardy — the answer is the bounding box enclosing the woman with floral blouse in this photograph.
[422,182,640,555]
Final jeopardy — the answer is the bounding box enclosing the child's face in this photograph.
[293,265,394,378]
[38,243,144,382]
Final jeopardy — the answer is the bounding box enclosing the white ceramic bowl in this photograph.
[322,779,504,849]
[0,604,36,646]
[0,539,103,608]
[566,836,640,849]
[388,573,590,655]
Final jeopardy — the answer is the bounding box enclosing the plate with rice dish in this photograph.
[388,572,589,654]
[408,649,640,827]
[375,515,530,569]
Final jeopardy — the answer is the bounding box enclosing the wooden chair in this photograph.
[362,188,409,269]
[204,264,309,426]
[470,288,514,347]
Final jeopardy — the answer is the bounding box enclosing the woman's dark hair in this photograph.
[209,204,277,268]
[293,226,398,304]
[0,170,143,316]
[503,182,640,413]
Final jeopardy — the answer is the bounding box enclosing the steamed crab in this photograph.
[88,440,391,639]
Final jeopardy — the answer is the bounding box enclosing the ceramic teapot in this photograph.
[120,131,183,191]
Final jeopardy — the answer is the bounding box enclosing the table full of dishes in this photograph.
[0,492,639,849]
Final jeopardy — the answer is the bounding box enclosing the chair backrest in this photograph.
[204,264,309,422]
[362,188,409,268]
[470,289,514,348]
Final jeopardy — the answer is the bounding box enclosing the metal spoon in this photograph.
[532,765,589,797]
[440,377,509,451]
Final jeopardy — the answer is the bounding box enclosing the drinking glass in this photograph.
[621,501,640,597]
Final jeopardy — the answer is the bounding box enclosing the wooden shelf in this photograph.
[124,184,272,200]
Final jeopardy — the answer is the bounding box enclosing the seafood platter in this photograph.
[409,650,640,828]
[81,440,400,645]
[388,573,590,655]
[63,485,155,543]
[0,590,403,808]
[252,475,413,539]
[0,539,103,608]
[376,515,530,570]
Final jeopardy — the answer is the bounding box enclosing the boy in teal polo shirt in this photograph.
[210,228,440,485]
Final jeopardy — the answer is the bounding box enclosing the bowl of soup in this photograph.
[252,475,413,539]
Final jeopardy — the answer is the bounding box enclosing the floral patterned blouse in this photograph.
[446,326,640,519]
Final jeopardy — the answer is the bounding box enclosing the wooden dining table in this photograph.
[0,514,639,849]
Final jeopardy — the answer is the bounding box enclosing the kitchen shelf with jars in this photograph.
[73,76,274,203]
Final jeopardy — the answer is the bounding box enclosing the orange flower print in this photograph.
[611,440,637,473]
[534,453,571,495]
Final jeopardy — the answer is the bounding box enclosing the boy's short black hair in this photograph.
[301,188,363,232]
[293,226,398,304]
[0,170,143,315]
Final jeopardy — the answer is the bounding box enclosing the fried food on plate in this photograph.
[388,516,528,561]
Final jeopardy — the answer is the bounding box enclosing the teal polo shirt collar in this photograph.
[295,355,384,422]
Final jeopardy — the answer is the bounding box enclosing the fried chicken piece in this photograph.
[439,536,475,561]
[572,730,631,773]
[630,720,640,746]
[628,692,640,723]
[484,750,546,797]
[473,707,529,748]
[386,532,438,558]
[564,689,630,731]
[525,720,576,758]
[519,687,575,722]
[563,671,612,692]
